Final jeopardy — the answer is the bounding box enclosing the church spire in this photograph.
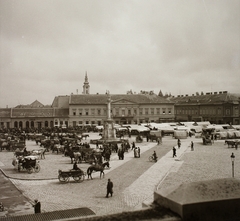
[82,71,90,94]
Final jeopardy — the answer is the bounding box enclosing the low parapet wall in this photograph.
[154,178,240,221]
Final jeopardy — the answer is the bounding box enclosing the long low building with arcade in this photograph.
[0,74,239,130]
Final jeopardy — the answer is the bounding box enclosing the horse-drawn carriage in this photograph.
[202,128,214,145]
[12,156,40,174]
[58,169,85,183]
[225,140,240,149]
[136,135,143,143]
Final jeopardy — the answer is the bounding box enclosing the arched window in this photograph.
[45,121,48,127]
[26,121,29,128]
[50,121,54,128]
[19,121,23,128]
[31,121,34,128]
[14,121,18,128]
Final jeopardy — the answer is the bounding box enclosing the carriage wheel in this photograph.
[27,167,33,174]
[34,164,41,173]
[148,156,153,162]
[73,174,84,182]
[58,174,69,183]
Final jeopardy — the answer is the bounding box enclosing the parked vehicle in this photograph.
[12,156,40,174]
[58,169,85,183]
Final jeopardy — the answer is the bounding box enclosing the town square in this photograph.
[0,1,239,220]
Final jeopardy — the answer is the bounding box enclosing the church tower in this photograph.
[82,71,90,94]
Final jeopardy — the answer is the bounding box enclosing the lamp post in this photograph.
[230,153,235,178]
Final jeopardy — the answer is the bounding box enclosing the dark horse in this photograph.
[87,161,109,179]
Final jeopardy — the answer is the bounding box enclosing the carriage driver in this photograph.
[73,161,84,174]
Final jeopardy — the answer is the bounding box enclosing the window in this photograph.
[162,108,166,114]
[151,108,154,115]
[145,108,149,115]
[139,108,143,115]
[116,108,119,116]
[73,121,76,127]
[156,108,160,114]
[91,109,95,115]
[128,109,131,115]
[86,111,89,115]
[235,107,239,115]
[134,109,137,115]
[73,109,76,116]
[217,108,221,115]
[79,109,82,115]
[79,121,83,125]
[168,108,172,114]
[122,109,125,116]
[97,109,101,115]
[226,109,230,115]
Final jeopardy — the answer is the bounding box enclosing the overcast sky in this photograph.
[0,0,239,108]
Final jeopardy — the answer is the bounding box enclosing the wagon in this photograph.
[58,169,86,183]
[12,156,40,174]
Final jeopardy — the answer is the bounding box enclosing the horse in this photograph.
[0,140,10,151]
[51,144,64,154]
[67,150,82,164]
[87,161,109,179]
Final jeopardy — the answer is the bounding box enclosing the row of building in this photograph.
[0,75,239,130]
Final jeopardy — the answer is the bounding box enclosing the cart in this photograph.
[58,169,86,183]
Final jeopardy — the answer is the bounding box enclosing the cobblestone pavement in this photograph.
[0,133,240,219]
[158,138,240,192]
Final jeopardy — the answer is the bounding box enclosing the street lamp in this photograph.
[230,153,235,178]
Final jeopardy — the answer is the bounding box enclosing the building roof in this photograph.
[170,92,240,105]
[52,96,70,108]
[15,100,45,108]
[69,94,174,105]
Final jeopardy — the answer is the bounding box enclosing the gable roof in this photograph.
[15,100,45,108]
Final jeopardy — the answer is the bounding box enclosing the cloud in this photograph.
[0,0,239,107]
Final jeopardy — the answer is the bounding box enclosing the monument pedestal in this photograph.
[102,119,116,142]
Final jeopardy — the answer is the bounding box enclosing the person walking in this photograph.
[173,146,177,158]
[191,141,194,151]
[106,179,113,198]
[33,199,41,214]
[177,139,181,149]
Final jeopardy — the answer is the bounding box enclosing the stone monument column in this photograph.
[102,92,116,141]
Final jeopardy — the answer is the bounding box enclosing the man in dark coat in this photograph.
[106,178,113,198]
[33,199,41,213]
[173,146,177,158]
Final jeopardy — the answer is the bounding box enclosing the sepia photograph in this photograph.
[0,1,239,220]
